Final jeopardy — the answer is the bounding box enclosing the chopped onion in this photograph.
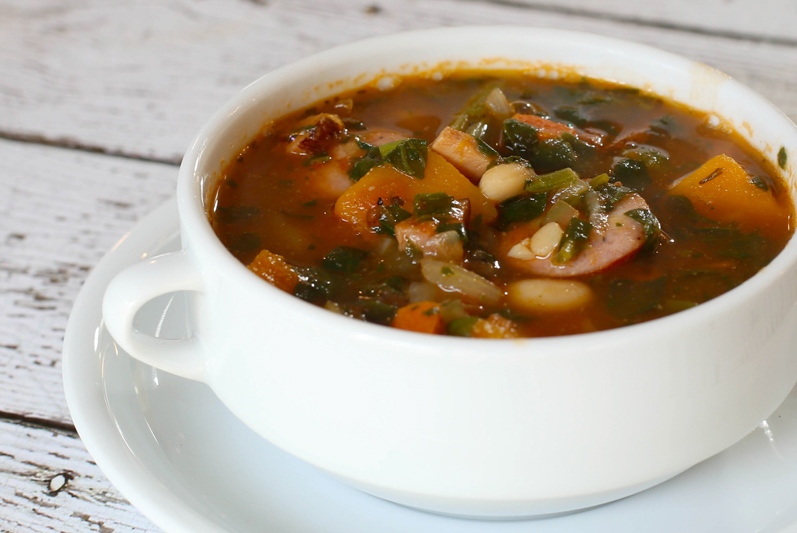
[485,87,513,118]
[420,258,502,305]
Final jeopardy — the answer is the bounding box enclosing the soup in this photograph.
[209,72,792,338]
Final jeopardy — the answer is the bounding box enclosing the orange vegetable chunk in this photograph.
[392,301,445,334]
[248,250,299,293]
[334,150,497,235]
[668,154,789,236]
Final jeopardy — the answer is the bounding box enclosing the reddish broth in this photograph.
[209,72,793,338]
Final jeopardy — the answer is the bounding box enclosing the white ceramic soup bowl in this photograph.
[102,26,797,518]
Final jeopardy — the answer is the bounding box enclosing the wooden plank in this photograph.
[0,0,796,163]
[0,138,176,424]
[480,0,797,43]
[0,417,157,532]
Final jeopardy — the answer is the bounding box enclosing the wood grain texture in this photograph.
[0,138,175,424]
[479,0,797,43]
[0,418,157,532]
[1,0,796,531]
[1,0,796,163]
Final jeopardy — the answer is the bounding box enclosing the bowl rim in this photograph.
[177,25,797,352]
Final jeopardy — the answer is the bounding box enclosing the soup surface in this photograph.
[210,72,793,338]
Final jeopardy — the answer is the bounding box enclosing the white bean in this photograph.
[530,222,563,257]
[507,238,535,260]
[506,279,593,313]
[479,163,533,201]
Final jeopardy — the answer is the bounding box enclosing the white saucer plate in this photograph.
[63,199,797,533]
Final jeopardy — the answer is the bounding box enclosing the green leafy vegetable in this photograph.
[778,146,788,169]
[555,217,592,263]
[497,193,547,228]
[502,118,538,160]
[475,137,500,157]
[322,246,369,273]
[349,138,428,181]
[530,138,576,174]
[553,106,589,128]
[414,192,457,218]
[612,158,651,190]
[436,221,468,242]
[349,140,382,182]
[525,167,580,193]
[374,203,411,236]
[449,82,501,131]
[293,267,341,304]
[380,138,428,179]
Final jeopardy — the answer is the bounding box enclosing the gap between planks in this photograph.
[0,131,181,167]
[0,411,77,435]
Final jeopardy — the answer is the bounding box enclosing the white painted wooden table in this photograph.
[1,1,796,530]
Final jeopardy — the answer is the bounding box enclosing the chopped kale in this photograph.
[497,193,547,229]
[322,246,369,273]
[555,217,592,263]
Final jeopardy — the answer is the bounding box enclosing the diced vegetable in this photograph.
[484,87,513,118]
[543,200,580,227]
[668,154,789,236]
[392,301,445,334]
[248,250,299,293]
[420,258,502,305]
[525,167,580,193]
[447,316,480,337]
[430,126,498,182]
[334,151,497,235]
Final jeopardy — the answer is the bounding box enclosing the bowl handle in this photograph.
[102,250,206,381]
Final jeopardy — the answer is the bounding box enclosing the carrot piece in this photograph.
[512,114,602,145]
[668,154,789,236]
[248,249,299,293]
[334,150,497,235]
[430,126,496,183]
[471,313,519,339]
[392,301,445,334]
